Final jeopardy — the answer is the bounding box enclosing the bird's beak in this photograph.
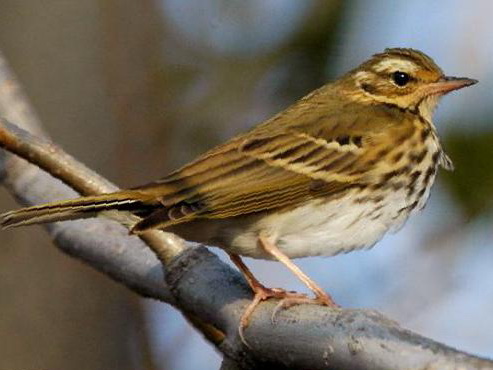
[426,76,478,95]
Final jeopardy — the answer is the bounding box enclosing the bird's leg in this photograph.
[258,235,338,314]
[227,253,307,343]
[228,253,271,293]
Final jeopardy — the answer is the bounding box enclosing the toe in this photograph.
[316,293,338,307]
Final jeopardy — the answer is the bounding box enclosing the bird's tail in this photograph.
[0,190,157,229]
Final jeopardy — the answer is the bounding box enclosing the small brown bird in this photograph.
[1,48,477,333]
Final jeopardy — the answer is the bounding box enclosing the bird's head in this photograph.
[341,48,477,120]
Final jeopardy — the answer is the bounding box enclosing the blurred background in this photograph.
[0,0,492,369]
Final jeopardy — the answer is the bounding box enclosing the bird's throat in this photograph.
[418,94,440,122]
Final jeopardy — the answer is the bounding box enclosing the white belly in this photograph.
[273,196,397,258]
[227,178,435,260]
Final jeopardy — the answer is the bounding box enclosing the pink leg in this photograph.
[258,235,338,308]
[228,253,307,344]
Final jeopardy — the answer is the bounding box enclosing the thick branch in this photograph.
[168,247,493,369]
[0,51,492,369]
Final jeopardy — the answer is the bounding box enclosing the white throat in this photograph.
[418,95,440,122]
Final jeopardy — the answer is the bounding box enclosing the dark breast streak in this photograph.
[362,115,442,225]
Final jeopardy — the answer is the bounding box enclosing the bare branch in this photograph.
[0,117,187,262]
[169,247,493,370]
[0,50,223,348]
[0,51,178,304]
[1,50,492,369]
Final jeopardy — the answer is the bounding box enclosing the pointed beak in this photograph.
[426,76,478,95]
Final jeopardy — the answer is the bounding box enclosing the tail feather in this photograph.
[1,191,155,228]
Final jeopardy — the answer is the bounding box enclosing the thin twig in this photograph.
[0,50,178,304]
[0,118,185,265]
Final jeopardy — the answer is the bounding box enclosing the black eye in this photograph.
[392,71,410,86]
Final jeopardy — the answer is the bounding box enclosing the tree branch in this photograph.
[0,50,492,370]
[0,50,178,305]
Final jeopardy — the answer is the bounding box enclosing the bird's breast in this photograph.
[225,134,442,260]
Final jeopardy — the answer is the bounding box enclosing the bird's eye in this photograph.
[392,71,410,87]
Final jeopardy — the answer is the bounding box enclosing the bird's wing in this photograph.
[132,103,411,232]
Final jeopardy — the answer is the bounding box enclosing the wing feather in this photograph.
[132,102,412,231]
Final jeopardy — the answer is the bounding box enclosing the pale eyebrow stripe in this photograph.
[373,59,418,73]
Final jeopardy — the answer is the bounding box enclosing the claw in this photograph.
[271,293,309,323]
[238,286,296,346]
[271,293,339,324]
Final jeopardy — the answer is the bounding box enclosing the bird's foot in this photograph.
[238,285,307,345]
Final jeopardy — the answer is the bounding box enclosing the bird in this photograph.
[0,48,477,335]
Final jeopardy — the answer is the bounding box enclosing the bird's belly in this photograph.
[272,193,405,258]
[275,201,392,258]
[227,186,431,260]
